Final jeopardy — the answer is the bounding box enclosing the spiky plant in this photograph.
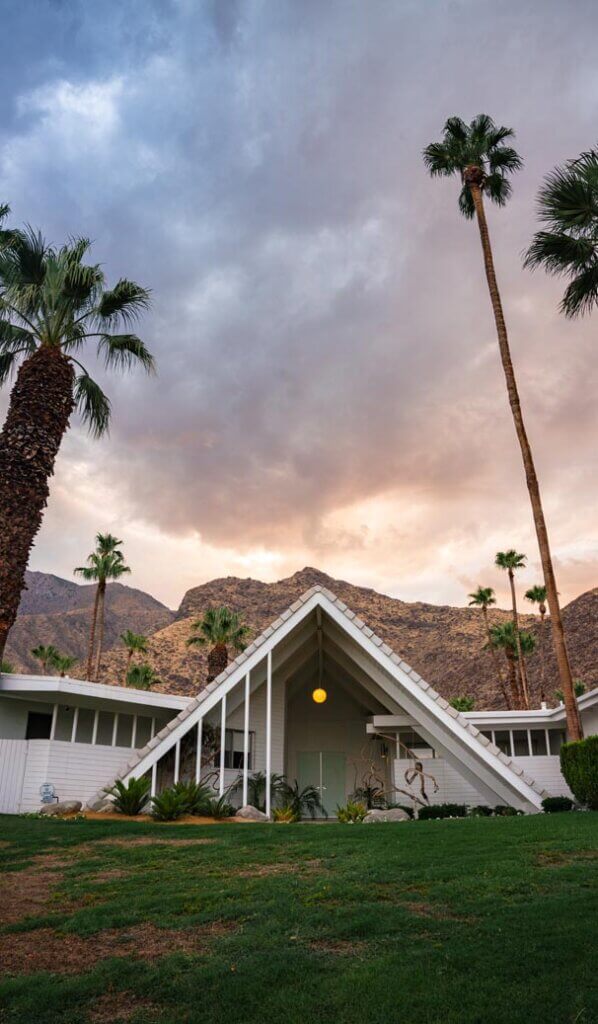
[423,119,581,739]
[104,777,150,816]
[280,779,325,820]
[187,606,251,681]
[75,533,130,680]
[0,205,153,665]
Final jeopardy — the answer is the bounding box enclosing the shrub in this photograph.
[449,696,475,712]
[280,780,325,820]
[541,795,575,814]
[170,780,213,816]
[151,788,188,821]
[493,805,522,816]
[560,736,598,810]
[104,777,150,816]
[273,805,298,823]
[336,801,367,823]
[469,805,494,817]
[204,795,235,819]
[418,803,467,820]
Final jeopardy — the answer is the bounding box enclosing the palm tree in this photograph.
[126,662,158,690]
[525,148,598,317]
[525,584,548,701]
[53,653,77,678]
[495,551,530,708]
[0,206,153,665]
[280,779,325,820]
[31,643,60,674]
[120,630,149,684]
[488,622,535,709]
[1,659,14,673]
[423,117,582,739]
[75,533,130,680]
[187,606,251,682]
[468,585,510,707]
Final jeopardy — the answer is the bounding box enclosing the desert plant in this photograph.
[0,210,153,667]
[31,643,60,673]
[187,606,251,681]
[525,584,548,699]
[75,534,130,680]
[280,779,325,820]
[555,681,585,702]
[170,780,213,816]
[151,787,189,822]
[423,118,582,739]
[104,777,150,816]
[120,630,149,684]
[541,796,574,814]
[560,736,598,810]
[53,653,77,677]
[204,794,235,819]
[495,550,530,708]
[0,658,14,673]
[126,662,158,690]
[468,586,509,706]
[336,801,367,823]
[235,771,287,813]
[418,803,467,820]
[272,805,298,823]
[449,696,475,712]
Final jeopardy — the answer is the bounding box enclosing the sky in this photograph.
[1,0,597,611]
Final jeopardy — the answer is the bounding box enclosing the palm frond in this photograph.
[524,231,594,274]
[97,333,156,373]
[488,147,523,174]
[443,116,468,143]
[458,183,475,219]
[560,265,598,317]
[0,320,36,354]
[422,141,457,177]
[96,279,151,326]
[0,350,23,384]
[73,371,111,437]
[536,163,597,230]
[484,173,512,207]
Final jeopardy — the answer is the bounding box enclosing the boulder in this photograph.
[234,804,269,821]
[363,807,411,823]
[39,800,83,817]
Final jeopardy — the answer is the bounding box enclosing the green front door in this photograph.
[297,751,346,817]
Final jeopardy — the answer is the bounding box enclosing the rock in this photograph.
[234,804,269,821]
[363,807,411,823]
[39,800,83,816]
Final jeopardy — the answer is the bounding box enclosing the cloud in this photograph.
[1,0,597,609]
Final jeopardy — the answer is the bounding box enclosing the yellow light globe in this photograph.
[312,687,327,704]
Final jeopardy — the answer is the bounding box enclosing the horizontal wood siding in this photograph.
[19,741,132,811]
[0,739,28,813]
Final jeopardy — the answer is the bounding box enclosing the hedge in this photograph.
[560,735,598,810]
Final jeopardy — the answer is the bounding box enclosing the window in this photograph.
[512,730,530,757]
[549,730,566,756]
[96,712,114,746]
[214,729,254,770]
[26,712,52,740]
[398,730,435,758]
[135,716,153,748]
[529,730,547,756]
[481,730,493,741]
[493,730,512,756]
[54,705,75,741]
[116,714,133,747]
[75,708,94,744]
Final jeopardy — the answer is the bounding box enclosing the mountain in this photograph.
[5,571,174,673]
[95,567,597,708]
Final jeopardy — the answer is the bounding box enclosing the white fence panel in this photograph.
[0,739,28,814]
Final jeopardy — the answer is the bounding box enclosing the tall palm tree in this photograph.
[525,148,598,317]
[488,622,535,710]
[187,606,251,682]
[495,551,530,708]
[468,585,510,707]
[423,117,582,739]
[75,534,130,680]
[120,630,149,684]
[0,206,153,665]
[525,584,548,702]
[31,643,60,674]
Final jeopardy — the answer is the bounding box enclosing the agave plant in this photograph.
[104,777,150,816]
[151,787,188,822]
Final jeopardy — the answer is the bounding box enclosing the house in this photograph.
[1,586,595,816]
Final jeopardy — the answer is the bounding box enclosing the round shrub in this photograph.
[418,803,467,820]
[541,796,574,814]
[560,736,598,810]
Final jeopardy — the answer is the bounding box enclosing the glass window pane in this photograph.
[116,714,133,747]
[481,731,493,741]
[549,730,566,756]
[529,730,547,756]
[96,712,114,745]
[76,708,94,744]
[512,731,530,757]
[54,705,75,741]
[26,712,52,740]
[135,717,152,748]
[494,730,511,755]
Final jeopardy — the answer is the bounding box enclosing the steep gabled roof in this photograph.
[92,586,548,811]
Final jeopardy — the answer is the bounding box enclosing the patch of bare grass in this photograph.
[234,858,323,878]
[308,938,368,957]
[401,900,476,923]
[88,991,164,1022]
[536,849,598,868]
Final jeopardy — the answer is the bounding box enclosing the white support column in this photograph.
[151,761,158,798]
[195,718,203,784]
[131,715,138,749]
[174,739,181,784]
[265,650,272,818]
[91,710,99,745]
[112,713,119,747]
[71,707,79,744]
[242,671,250,807]
[50,704,58,741]
[150,717,156,739]
[219,695,227,797]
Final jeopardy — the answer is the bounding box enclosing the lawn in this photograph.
[0,813,596,1024]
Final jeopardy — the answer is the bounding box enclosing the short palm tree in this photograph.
[423,118,582,739]
[495,551,530,708]
[126,662,158,690]
[488,622,535,709]
[187,606,251,682]
[0,206,153,666]
[120,630,149,684]
[53,653,77,678]
[1,659,14,673]
[280,779,325,820]
[31,643,60,674]
[468,585,510,707]
[75,533,130,680]
[525,584,548,701]
[525,148,598,317]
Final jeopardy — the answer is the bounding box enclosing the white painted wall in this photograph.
[0,696,54,739]
[0,740,28,813]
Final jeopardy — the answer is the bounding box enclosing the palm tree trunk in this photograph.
[467,180,582,738]
[505,650,520,708]
[539,606,546,702]
[123,648,133,686]
[93,580,106,681]
[0,348,75,664]
[507,568,530,709]
[85,584,101,680]
[482,606,510,708]
[207,643,228,683]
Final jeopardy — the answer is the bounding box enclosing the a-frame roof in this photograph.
[98,586,548,812]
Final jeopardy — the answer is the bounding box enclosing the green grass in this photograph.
[0,813,597,1023]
